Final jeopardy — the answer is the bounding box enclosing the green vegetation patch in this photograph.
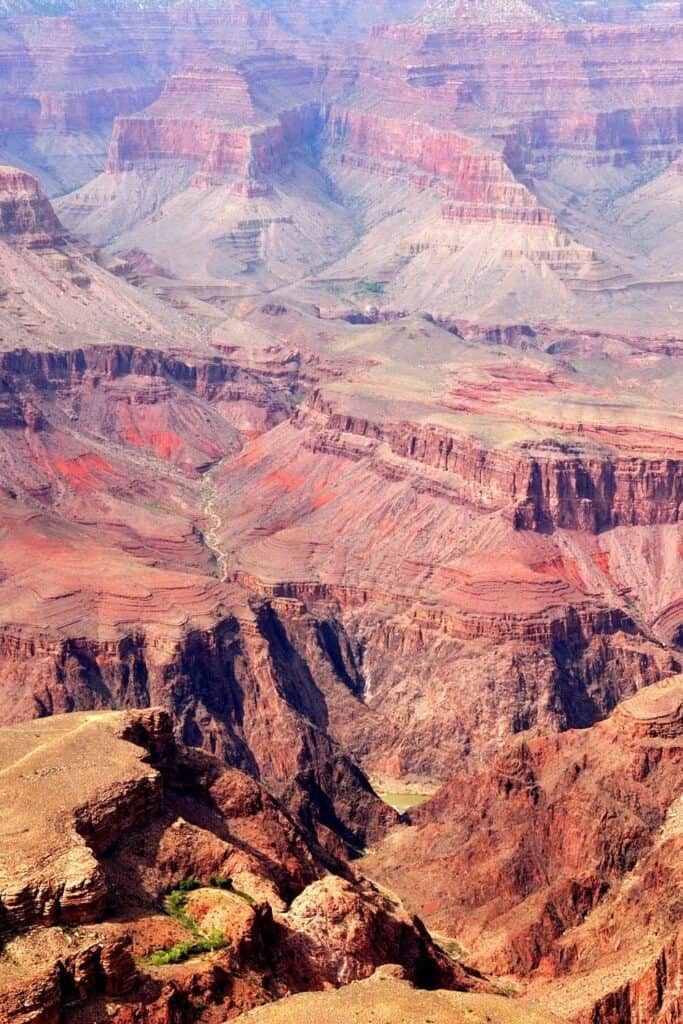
[144,875,257,968]
[147,929,226,967]
[437,936,468,962]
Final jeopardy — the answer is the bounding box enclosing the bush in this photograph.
[147,875,255,970]
[207,875,255,905]
[176,877,202,893]
[164,888,194,931]
[207,874,233,890]
[147,930,226,967]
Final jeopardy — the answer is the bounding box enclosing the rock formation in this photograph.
[0,165,62,242]
[0,709,482,1023]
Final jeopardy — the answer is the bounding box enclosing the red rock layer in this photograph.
[107,100,321,181]
[513,105,683,162]
[324,106,551,224]
[0,342,399,854]
[0,85,161,134]
[363,20,683,169]
[149,60,260,123]
[207,391,679,785]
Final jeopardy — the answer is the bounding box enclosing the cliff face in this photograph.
[0,341,397,854]
[28,0,679,332]
[99,49,323,183]
[207,361,681,784]
[0,4,681,1020]
[323,106,557,225]
[107,73,321,183]
[0,166,63,243]
[302,392,683,532]
[0,295,679,798]
[0,0,680,331]
[364,673,683,1023]
[0,611,397,853]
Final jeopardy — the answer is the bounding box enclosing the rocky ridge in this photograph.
[300,389,683,533]
[0,708,482,1023]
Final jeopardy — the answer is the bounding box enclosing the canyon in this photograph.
[0,0,680,1022]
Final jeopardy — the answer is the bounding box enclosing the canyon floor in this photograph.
[0,0,681,1022]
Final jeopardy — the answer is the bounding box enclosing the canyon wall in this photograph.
[106,60,322,182]
[302,392,683,532]
[323,106,554,224]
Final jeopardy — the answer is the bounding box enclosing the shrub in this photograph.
[148,875,255,970]
[147,930,226,967]
[207,874,233,890]
[164,888,194,931]
[438,937,467,962]
[207,875,255,904]
[176,877,202,893]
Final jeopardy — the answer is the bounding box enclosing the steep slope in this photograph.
[203,309,682,783]
[364,673,683,1022]
[0,168,401,853]
[0,339,405,853]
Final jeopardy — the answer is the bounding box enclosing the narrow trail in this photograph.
[0,714,103,779]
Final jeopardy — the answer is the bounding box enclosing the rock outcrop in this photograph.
[324,106,559,226]
[106,57,322,188]
[300,390,683,532]
[24,0,678,331]
[0,709,481,1024]
[0,165,63,244]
